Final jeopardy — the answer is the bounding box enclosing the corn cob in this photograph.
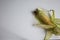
[34,8,54,26]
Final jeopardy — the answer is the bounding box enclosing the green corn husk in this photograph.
[44,31,52,40]
[35,24,55,29]
[55,18,60,24]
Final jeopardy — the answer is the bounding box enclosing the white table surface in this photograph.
[0,0,60,40]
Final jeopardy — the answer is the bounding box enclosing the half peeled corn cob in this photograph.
[33,8,60,40]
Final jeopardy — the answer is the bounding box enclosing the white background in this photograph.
[0,0,60,40]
